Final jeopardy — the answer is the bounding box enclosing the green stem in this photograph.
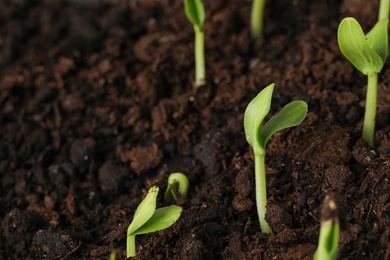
[126,235,136,258]
[255,153,272,233]
[194,26,205,86]
[314,221,339,260]
[379,0,390,20]
[250,0,265,38]
[363,72,377,148]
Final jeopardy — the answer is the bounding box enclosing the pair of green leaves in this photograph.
[184,0,205,30]
[338,17,388,75]
[127,186,182,258]
[244,83,308,156]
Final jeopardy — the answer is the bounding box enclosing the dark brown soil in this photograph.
[1,0,389,259]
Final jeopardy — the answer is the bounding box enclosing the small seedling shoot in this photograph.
[244,83,308,233]
[337,17,388,148]
[127,186,182,258]
[314,193,340,260]
[164,172,189,202]
[184,0,206,87]
[109,250,116,260]
[250,0,265,38]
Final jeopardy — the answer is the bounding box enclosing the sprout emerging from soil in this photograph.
[337,17,388,148]
[244,83,308,233]
[314,193,340,260]
[110,250,116,260]
[127,186,182,258]
[184,0,206,87]
[164,172,189,202]
[250,0,265,38]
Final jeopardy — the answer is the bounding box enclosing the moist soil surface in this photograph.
[1,0,390,259]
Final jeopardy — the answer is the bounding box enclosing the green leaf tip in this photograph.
[337,17,384,75]
[184,0,205,30]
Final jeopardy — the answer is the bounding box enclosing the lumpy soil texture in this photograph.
[1,0,389,259]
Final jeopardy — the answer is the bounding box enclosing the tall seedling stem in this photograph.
[250,0,266,38]
[184,0,206,86]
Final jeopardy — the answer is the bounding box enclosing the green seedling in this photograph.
[337,17,388,148]
[314,193,340,260]
[127,186,182,258]
[244,83,308,233]
[184,0,206,86]
[250,0,266,38]
[164,172,189,202]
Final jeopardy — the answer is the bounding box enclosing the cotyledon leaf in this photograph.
[261,100,308,148]
[337,17,384,75]
[131,205,182,235]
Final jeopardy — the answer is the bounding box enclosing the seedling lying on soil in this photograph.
[314,193,340,260]
[250,0,265,38]
[337,17,388,148]
[164,172,189,202]
[127,186,182,258]
[184,0,206,86]
[244,83,308,233]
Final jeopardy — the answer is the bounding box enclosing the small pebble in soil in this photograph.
[32,230,78,259]
[181,234,210,260]
[69,138,96,172]
[266,203,292,233]
[98,160,129,194]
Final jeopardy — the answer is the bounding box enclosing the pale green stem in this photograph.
[250,0,265,38]
[363,72,377,148]
[126,235,136,258]
[254,153,272,233]
[314,221,339,260]
[379,0,390,20]
[194,26,205,86]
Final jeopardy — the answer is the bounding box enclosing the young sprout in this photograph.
[109,250,116,260]
[337,17,388,148]
[184,0,206,87]
[244,83,308,233]
[250,0,265,38]
[127,186,182,258]
[314,193,340,260]
[164,172,189,202]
